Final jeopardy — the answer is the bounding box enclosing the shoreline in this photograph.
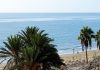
[58,47,97,55]
[58,46,97,55]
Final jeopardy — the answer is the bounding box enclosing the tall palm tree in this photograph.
[78,26,94,63]
[95,30,100,50]
[0,35,22,69]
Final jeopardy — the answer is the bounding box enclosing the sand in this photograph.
[0,64,5,70]
[61,50,100,63]
[60,50,100,70]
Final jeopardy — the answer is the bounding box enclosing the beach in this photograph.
[61,50,100,62]
[0,0,99,69]
[60,50,100,70]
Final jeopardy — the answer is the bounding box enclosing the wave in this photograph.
[0,18,72,22]
[0,17,100,22]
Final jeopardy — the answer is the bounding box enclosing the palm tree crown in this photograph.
[0,26,65,70]
[18,26,65,70]
[78,26,94,51]
[0,35,22,69]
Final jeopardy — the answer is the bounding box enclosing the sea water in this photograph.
[0,13,100,55]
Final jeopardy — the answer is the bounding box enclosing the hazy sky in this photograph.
[0,0,100,13]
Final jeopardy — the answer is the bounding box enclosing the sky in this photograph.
[0,0,100,13]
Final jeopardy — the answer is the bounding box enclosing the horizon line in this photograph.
[0,12,100,14]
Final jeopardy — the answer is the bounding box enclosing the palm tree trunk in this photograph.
[97,42,99,50]
[24,64,27,70]
[85,47,88,63]
[32,64,39,70]
[99,46,100,50]
[82,45,84,51]
[99,45,100,50]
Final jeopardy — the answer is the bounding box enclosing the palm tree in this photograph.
[95,30,100,50]
[78,33,85,51]
[0,26,65,70]
[18,27,65,70]
[78,26,94,63]
[0,35,22,69]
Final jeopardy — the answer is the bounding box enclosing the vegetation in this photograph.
[0,27,65,70]
[95,30,100,50]
[0,25,100,69]
[78,26,94,63]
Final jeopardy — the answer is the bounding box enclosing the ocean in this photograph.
[0,13,100,55]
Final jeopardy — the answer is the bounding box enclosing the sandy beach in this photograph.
[60,50,100,70]
[61,50,100,62]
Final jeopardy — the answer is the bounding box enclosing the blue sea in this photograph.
[0,13,100,55]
